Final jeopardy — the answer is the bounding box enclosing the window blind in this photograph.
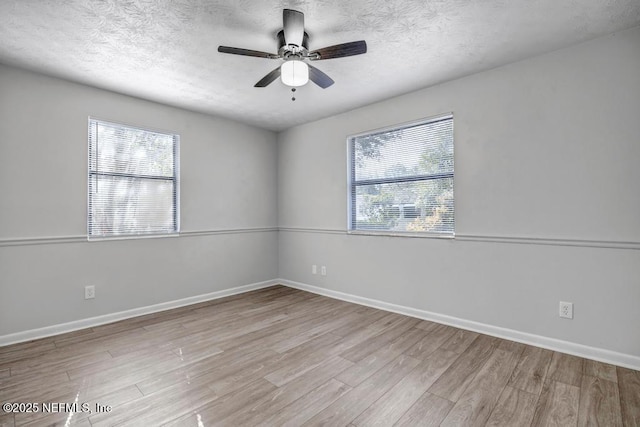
[349,114,454,235]
[88,119,179,239]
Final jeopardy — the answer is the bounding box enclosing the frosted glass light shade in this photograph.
[281,60,309,87]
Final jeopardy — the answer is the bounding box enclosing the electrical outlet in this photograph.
[321,266,327,276]
[85,285,95,300]
[559,301,573,319]
[312,265,317,275]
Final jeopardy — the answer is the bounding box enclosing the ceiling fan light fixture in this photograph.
[218,9,367,89]
[280,60,309,87]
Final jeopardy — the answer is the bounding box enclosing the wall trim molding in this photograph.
[279,226,640,250]
[0,235,88,247]
[0,279,278,347]
[3,227,637,250]
[0,227,278,247]
[180,227,277,238]
[279,279,640,371]
[455,233,640,250]
[279,227,345,235]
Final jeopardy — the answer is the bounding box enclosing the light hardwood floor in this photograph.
[0,285,638,426]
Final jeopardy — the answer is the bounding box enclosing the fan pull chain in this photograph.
[291,87,296,101]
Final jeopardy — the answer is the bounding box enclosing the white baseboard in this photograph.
[279,279,640,371]
[3,277,639,371]
[0,279,279,347]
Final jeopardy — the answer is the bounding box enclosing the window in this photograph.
[88,118,179,239]
[348,114,454,235]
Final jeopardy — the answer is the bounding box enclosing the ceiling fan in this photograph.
[218,9,367,90]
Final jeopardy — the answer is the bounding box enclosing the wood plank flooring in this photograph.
[0,285,638,426]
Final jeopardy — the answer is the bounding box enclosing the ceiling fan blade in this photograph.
[308,64,334,89]
[283,9,304,47]
[310,40,367,60]
[218,46,276,59]
[254,66,282,87]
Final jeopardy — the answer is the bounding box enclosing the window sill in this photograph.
[347,230,455,240]
[87,232,180,242]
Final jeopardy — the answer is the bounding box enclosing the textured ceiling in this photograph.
[1,1,639,131]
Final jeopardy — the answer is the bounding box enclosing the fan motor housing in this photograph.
[277,30,309,58]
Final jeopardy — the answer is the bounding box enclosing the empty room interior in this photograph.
[1,1,639,426]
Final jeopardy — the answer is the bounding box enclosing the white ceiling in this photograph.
[1,1,639,131]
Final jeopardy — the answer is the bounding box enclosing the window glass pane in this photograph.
[89,176,175,236]
[353,118,453,181]
[350,115,454,235]
[88,119,179,239]
[89,122,174,178]
[354,178,454,233]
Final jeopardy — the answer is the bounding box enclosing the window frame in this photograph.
[87,117,180,241]
[347,113,454,238]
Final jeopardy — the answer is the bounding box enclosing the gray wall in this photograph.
[1,27,639,362]
[278,27,640,357]
[0,64,278,336]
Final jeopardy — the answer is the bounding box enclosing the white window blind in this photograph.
[88,119,179,239]
[349,114,454,235]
